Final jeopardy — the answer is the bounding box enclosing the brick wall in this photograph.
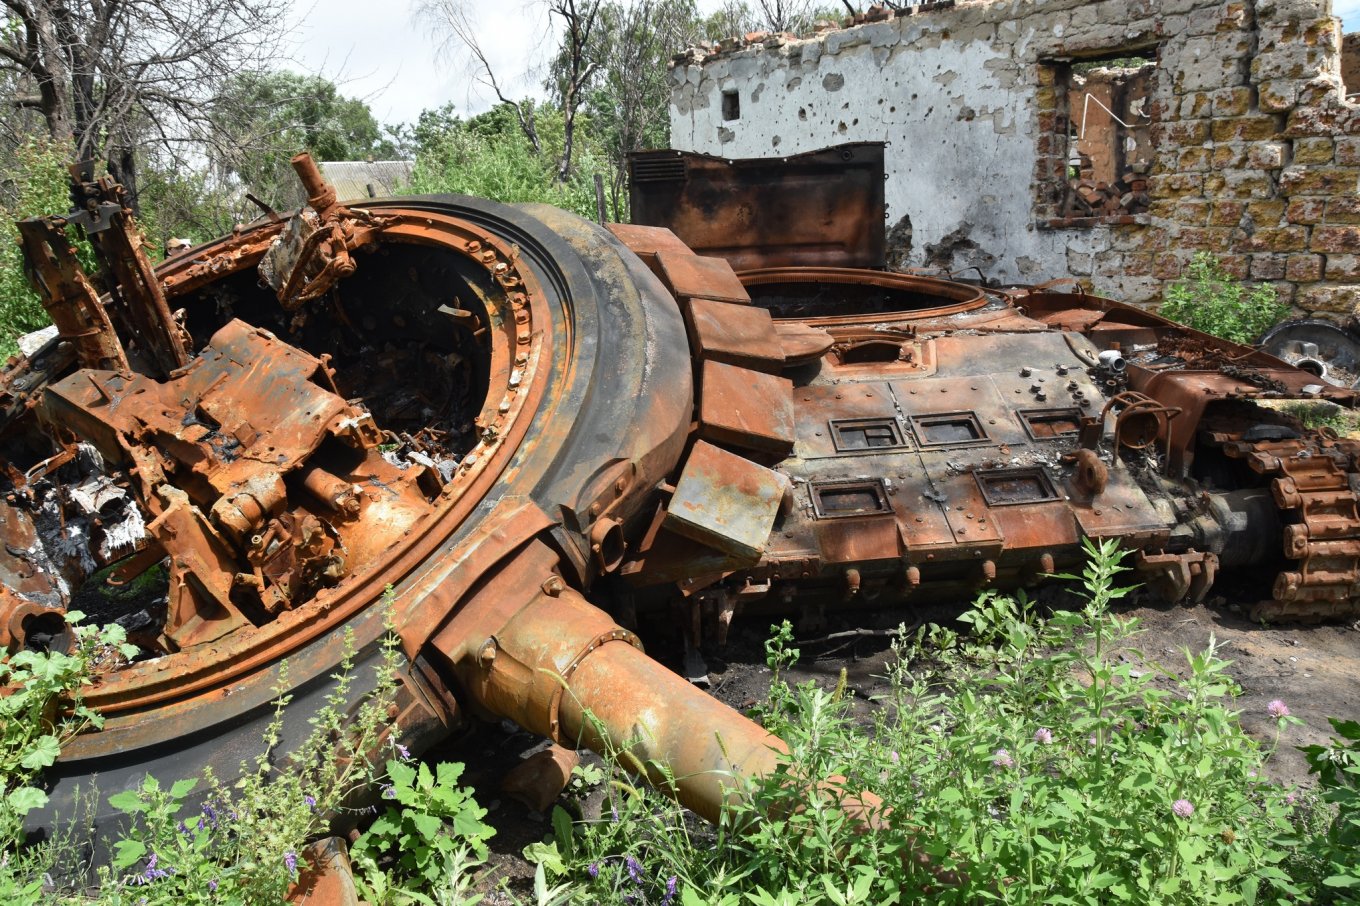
[668,0,1360,319]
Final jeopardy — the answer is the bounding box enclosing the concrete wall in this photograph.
[668,0,1360,317]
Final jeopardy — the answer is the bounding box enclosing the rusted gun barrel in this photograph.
[429,541,784,821]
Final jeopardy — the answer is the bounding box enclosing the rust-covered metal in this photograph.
[6,148,1360,858]
[629,144,887,271]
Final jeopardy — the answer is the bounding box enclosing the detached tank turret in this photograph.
[3,150,1357,851]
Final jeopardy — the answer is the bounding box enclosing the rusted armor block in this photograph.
[687,296,784,374]
[664,440,787,560]
[654,250,751,305]
[698,360,795,455]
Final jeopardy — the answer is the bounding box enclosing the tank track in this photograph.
[1223,430,1360,622]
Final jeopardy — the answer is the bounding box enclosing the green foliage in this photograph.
[1299,719,1360,899]
[91,624,404,904]
[212,71,399,211]
[1159,252,1291,345]
[530,539,1338,904]
[0,613,134,898]
[408,104,604,220]
[1274,401,1360,438]
[0,138,88,357]
[351,759,495,904]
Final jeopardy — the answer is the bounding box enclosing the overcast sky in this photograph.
[287,0,1360,131]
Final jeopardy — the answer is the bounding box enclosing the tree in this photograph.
[209,71,398,211]
[581,0,703,215]
[0,0,289,212]
[414,0,543,155]
[544,0,603,182]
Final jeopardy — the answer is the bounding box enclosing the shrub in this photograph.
[0,138,89,358]
[1158,252,1290,345]
[530,539,1328,905]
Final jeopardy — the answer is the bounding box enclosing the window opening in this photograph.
[1036,50,1157,228]
[722,90,740,121]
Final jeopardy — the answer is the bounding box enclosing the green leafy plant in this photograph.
[350,758,495,904]
[0,138,94,358]
[1299,718,1360,899]
[1159,252,1290,345]
[529,539,1329,904]
[93,621,405,904]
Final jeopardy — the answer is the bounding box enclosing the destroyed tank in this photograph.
[4,147,1359,844]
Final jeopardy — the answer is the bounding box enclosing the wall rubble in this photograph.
[668,0,1360,318]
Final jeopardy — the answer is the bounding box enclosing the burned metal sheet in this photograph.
[629,143,887,271]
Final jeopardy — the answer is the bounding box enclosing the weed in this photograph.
[1158,252,1290,345]
[350,757,495,904]
[530,539,1333,904]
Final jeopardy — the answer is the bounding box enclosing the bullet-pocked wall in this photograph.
[668,0,1360,317]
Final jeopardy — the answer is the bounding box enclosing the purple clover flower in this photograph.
[1034,727,1053,745]
[1268,699,1290,719]
[993,748,1014,769]
[1172,798,1194,819]
[208,879,218,893]
[284,850,298,875]
[587,862,600,880]
[625,854,643,885]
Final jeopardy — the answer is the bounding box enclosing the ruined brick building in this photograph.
[667,0,1360,318]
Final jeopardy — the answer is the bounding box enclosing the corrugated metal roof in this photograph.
[317,160,415,201]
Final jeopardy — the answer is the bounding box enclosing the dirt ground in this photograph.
[448,590,1359,899]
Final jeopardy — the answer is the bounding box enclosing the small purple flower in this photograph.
[201,803,218,828]
[382,784,396,799]
[208,879,218,893]
[662,875,679,906]
[1088,734,1098,747]
[993,748,1014,769]
[625,854,643,885]
[304,794,317,812]
[284,850,298,875]
[1034,727,1053,745]
[1268,699,1290,719]
[137,851,169,884]
[1286,790,1298,806]
[394,742,411,760]
[889,750,900,765]
[1172,798,1194,819]
[610,806,619,822]
[587,862,600,880]
[177,820,190,836]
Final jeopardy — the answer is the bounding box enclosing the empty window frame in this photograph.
[722,89,741,121]
[810,479,893,519]
[1035,49,1158,227]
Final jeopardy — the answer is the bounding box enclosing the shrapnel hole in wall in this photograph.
[722,89,741,121]
[1037,50,1158,228]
